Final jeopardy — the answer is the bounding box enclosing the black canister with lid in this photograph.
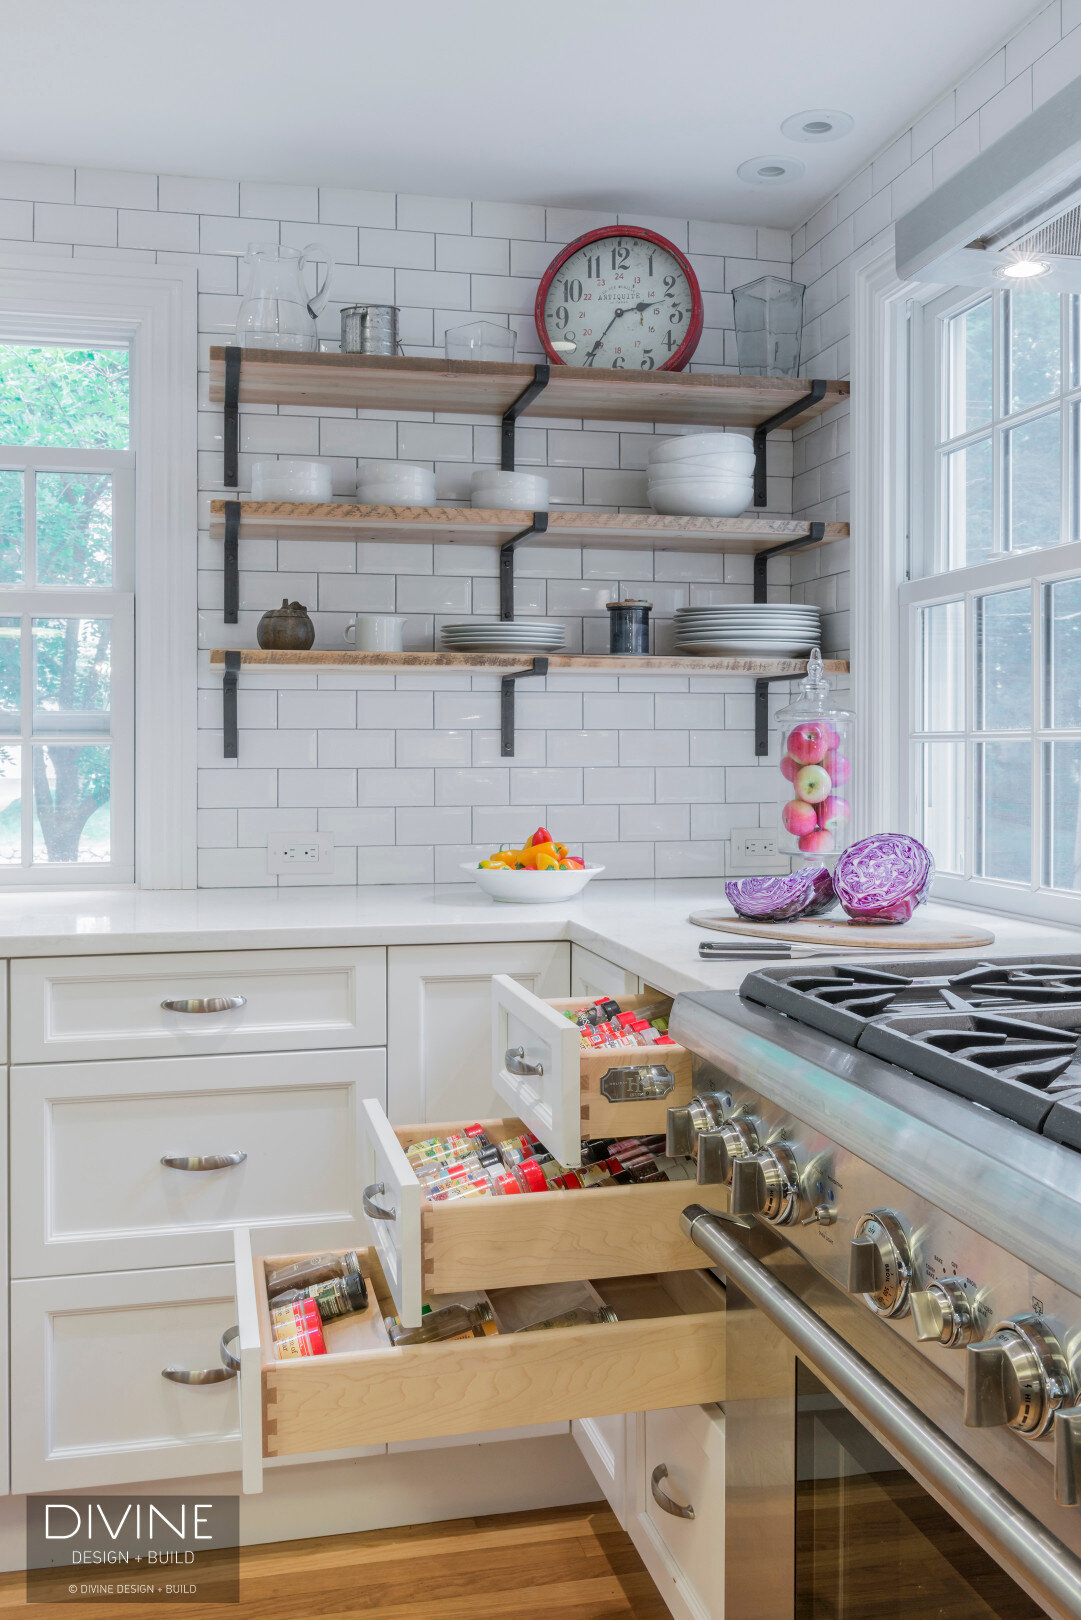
[606,599,652,654]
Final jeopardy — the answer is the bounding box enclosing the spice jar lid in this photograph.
[606,599,653,610]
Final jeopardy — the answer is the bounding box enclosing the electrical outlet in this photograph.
[728,827,789,874]
[267,831,335,875]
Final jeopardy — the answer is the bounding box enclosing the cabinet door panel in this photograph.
[387,942,568,1123]
[570,944,639,1000]
[11,1266,241,1492]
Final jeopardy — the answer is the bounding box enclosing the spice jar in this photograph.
[606,599,652,655]
[776,647,854,861]
[256,599,315,651]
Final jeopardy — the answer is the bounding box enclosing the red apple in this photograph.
[795,764,832,804]
[821,725,841,751]
[799,828,835,853]
[786,722,830,765]
[819,794,850,831]
[779,753,798,783]
[823,747,851,786]
[782,799,819,837]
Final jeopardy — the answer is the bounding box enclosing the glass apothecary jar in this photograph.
[777,647,854,860]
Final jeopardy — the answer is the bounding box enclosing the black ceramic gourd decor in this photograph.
[256,599,316,650]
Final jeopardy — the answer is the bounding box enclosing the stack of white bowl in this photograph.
[357,461,436,505]
[647,433,755,517]
[251,459,333,502]
[471,470,549,511]
[442,619,565,653]
[674,602,822,656]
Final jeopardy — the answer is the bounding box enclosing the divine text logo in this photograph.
[26,1496,239,1604]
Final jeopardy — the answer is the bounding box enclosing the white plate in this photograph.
[464,863,604,903]
[677,640,817,656]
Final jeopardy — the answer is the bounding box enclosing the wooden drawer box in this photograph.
[233,1231,725,1495]
[362,1102,704,1326]
[12,1047,385,1277]
[492,975,694,1167]
[10,947,386,1064]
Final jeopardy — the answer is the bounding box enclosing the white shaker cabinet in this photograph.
[386,942,569,1123]
[569,943,640,1001]
[11,1264,241,1493]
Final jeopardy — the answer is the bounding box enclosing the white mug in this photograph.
[345,615,406,652]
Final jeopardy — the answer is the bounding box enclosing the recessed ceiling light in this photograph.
[781,109,854,143]
[737,155,806,187]
[994,257,1052,280]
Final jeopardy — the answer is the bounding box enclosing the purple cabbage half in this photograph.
[833,833,934,924]
[724,865,836,922]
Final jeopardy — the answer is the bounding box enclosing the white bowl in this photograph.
[649,485,753,517]
[359,461,432,482]
[649,432,754,464]
[251,459,333,502]
[359,477,437,506]
[470,471,550,506]
[463,862,604,903]
[648,451,756,474]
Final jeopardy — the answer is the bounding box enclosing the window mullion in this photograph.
[20,611,32,869]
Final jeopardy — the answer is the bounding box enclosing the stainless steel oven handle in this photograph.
[681,1205,1081,1620]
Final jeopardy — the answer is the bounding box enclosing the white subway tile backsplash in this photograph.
[620,803,690,841]
[279,768,357,807]
[436,767,510,806]
[358,768,434,806]
[35,201,116,246]
[654,768,725,804]
[356,845,434,883]
[0,160,74,202]
[242,181,319,221]
[509,768,583,805]
[583,767,655,804]
[396,730,470,768]
[397,805,472,843]
[357,690,434,728]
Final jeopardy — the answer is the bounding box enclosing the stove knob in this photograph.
[729,1144,799,1225]
[847,1210,913,1318]
[910,1278,981,1348]
[964,1315,1074,1437]
[695,1118,759,1186]
[665,1093,726,1159]
[801,1203,837,1228]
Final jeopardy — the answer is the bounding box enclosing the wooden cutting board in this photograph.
[689,912,995,951]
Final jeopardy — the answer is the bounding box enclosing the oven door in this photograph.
[684,1208,1081,1620]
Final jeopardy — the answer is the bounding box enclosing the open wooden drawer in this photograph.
[232,1229,725,1494]
[492,976,695,1166]
[361,1102,706,1326]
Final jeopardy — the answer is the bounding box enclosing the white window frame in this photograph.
[853,239,1081,926]
[0,253,197,888]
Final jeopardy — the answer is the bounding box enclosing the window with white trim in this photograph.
[904,282,1081,920]
[0,344,134,882]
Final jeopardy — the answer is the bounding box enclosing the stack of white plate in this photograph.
[675,603,821,656]
[471,470,550,510]
[647,432,755,517]
[441,620,566,654]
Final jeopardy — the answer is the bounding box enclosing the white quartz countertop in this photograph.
[0,880,1077,993]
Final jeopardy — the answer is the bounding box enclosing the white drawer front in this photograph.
[360,1098,421,1329]
[640,1404,725,1620]
[491,973,582,1167]
[10,947,386,1063]
[12,1047,385,1276]
[11,1265,241,1492]
[570,944,640,1000]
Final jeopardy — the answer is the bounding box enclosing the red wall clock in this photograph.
[534,225,704,372]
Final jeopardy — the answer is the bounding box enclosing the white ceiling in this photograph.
[0,0,1041,225]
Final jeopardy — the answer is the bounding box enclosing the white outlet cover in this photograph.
[267,831,335,875]
[728,827,789,874]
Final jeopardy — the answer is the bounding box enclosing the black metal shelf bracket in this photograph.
[752,379,827,508]
[222,651,241,760]
[752,522,826,603]
[500,512,550,621]
[501,363,550,471]
[501,657,549,758]
[223,500,241,624]
[223,346,242,489]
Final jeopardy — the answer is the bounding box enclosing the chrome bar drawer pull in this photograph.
[161,995,247,1014]
[363,1181,396,1222]
[160,1151,246,1171]
[162,1333,238,1385]
[651,1463,694,1519]
[505,1046,543,1077]
[219,1326,240,1374]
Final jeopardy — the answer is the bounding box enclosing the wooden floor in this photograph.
[0,1503,669,1618]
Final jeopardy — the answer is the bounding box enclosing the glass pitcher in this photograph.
[236,242,334,351]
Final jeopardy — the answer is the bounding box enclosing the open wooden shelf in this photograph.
[210,500,848,554]
[209,348,848,429]
[210,649,849,677]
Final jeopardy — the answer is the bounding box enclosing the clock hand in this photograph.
[583,307,625,362]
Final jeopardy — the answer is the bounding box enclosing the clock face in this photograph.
[535,228,702,371]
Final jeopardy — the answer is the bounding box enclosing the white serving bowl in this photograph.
[649,482,753,517]
[251,459,334,502]
[358,476,437,505]
[649,432,754,465]
[463,862,604,903]
[648,451,755,474]
[359,461,432,482]
[471,471,550,510]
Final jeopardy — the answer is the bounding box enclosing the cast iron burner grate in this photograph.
[740,955,1081,1151]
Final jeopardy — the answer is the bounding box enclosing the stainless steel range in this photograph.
[668,956,1081,1620]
